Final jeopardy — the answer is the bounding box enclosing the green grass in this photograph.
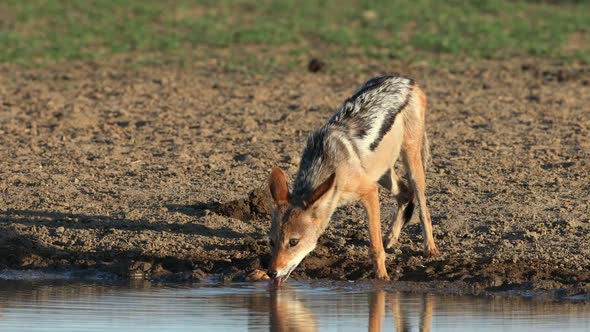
[1,0,589,69]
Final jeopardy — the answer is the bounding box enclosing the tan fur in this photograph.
[361,183,389,279]
[400,86,439,257]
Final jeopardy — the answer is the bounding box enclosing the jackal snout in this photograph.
[267,168,336,280]
[268,204,317,278]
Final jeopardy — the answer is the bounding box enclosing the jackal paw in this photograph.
[384,236,397,250]
[375,271,390,281]
[424,246,441,258]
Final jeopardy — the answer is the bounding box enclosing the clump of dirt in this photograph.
[216,186,271,221]
[308,58,326,73]
[0,59,589,298]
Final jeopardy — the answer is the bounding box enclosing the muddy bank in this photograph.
[0,59,589,298]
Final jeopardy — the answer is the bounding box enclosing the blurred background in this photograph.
[1,0,588,71]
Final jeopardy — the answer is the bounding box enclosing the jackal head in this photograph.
[267,167,336,285]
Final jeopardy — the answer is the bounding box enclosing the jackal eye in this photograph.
[289,239,300,247]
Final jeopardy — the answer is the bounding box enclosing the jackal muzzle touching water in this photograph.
[267,75,440,284]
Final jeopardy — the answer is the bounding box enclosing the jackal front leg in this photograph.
[361,185,390,280]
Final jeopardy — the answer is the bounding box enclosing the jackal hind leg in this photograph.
[380,168,415,249]
[402,139,440,258]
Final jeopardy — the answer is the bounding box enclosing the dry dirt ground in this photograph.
[0,59,589,297]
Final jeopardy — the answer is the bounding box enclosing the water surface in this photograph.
[0,273,588,331]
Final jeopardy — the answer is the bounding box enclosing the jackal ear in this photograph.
[304,172,336,208]
[269,167,289,205]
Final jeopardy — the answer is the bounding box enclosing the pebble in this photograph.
[490,274,504,287]
[245,269,270,281]
[307,59,326,73]
[191,269,208,281]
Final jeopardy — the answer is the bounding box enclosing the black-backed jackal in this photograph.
[268,75,440,283]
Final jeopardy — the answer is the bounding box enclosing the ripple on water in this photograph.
[0,277,587,332]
